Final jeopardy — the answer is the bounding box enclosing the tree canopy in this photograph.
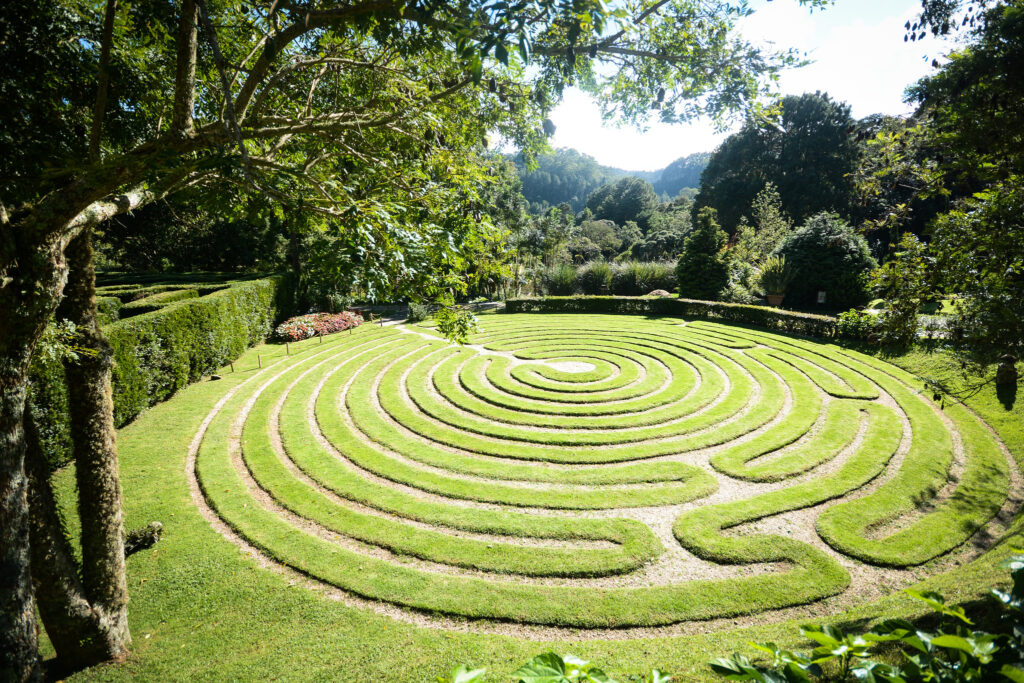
[693,92,860,234]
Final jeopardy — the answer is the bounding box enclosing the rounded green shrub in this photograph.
[773,212,877,310]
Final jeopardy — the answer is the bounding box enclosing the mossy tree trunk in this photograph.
[0,236,69,682]
[43,230,130,666]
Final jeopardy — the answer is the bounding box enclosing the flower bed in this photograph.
[273,311,363,342]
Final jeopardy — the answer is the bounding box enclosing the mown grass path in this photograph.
[50,313,1024,680]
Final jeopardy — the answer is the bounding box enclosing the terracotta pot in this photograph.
[766,294,785,307]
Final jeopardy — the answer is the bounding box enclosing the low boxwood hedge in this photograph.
[118,288,200,317]
[504,296,837,337]
[29,276,291,468]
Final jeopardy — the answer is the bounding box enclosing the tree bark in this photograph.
[172,0,198,135]
[24,412,114,669]
[54,230,131,664]
[1,238,70,682]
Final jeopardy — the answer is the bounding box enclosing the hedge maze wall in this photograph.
[190,313,1015,631]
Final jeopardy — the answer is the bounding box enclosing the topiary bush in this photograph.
[677,207,729,301]
[773,212,877,310]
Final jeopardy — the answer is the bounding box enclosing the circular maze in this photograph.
[190,314,1017,632]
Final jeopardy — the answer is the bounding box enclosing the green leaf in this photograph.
[1001,664,1024,683]
[512,652,567,682]
[495,42,509,65]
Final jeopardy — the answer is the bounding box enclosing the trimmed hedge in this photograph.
[29,276,291,467]
[118,288,200,317]
[504,296,837,337]
[96,296,123,325]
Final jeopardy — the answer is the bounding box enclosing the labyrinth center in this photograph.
[191,314,1014,630]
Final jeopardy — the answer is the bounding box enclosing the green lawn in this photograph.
[47,313,1024,681]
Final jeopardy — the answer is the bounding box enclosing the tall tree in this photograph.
[0,0,828,677]
[676,207,730,300]
[693,92,860,233]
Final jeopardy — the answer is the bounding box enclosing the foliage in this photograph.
[611,261,676,296]
[835,309,878,341]
[773,213,877,310]
[851,117,949,240]
[544,264,580,295]
[98,198,289,273]
[516,149,635,213]
[720,259,759,304]
[578,261,613,295]
[439,651,672,683]
[694,93,861,234]
[907,2,1024,188]
[505,297,837,337]
[677,208,730,301]
[433,306,479,346]
[118,288,201,318]
[536,261,676,296]
[929,177,1024,357]
[871,234,932,346]
[573,220,623,261]
[407,302,437,323]
[734,183,794,266]
[586,177,661,233]
[272,311,363,342]
[28,277,291,468]
[709,549,1024,683]
[758,256,794,296]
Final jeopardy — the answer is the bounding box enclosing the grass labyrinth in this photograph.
[191,313,1014,631]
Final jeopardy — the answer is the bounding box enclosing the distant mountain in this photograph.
[652,152,711,199]
[513,148,709,213]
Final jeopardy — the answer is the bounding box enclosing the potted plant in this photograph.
[759,255,794,307]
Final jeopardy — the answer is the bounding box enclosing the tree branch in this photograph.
[89,0,118,161]
[172,0,198,134]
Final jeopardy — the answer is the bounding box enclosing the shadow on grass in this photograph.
[997,381,1017,410]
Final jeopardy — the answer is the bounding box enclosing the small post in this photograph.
[286,342,290,356]
[230,361,235,373]
[258,354,261,369]
[319,332,323,344]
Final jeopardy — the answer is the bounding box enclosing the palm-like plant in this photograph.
[759,255,795,296]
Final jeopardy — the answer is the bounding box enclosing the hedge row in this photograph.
[504,296,837,337]
[30,276,291,467]
[118,288,200,317]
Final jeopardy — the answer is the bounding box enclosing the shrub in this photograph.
[710,550,1024,682]
[677,207,730,300]
[505,296,836,337]
[441,651,671,683]
[272,311,363,342]
[773,212,877,309]
[28,276,291,468]
[871,233,931,346]
[96,296,122,325]
[578,261,613,295]
[544,263,579,295]
[406,302,436,323]
[835,309,878,341]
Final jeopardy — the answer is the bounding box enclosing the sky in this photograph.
[544,0,958,171]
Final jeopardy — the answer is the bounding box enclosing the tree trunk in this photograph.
[1,238,70,682]
[24,412,116,670]
[54,230,131,664]
[0,380,42,683]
